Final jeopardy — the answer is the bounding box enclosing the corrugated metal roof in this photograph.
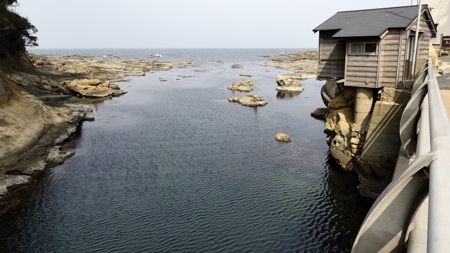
[313,5,429,37]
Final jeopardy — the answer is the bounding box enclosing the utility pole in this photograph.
[411,0,422,79]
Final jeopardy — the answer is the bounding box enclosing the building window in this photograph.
[349,42,377,55]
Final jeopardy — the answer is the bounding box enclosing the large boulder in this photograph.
[275,132,291,142]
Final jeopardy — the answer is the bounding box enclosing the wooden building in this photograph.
[313,5,437,88]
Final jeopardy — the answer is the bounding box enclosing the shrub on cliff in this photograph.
[0,0,37,57]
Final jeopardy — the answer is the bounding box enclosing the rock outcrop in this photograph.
[275,74,304,92]
[0,53,190,213]
[324,88,356,171]
[227,80,254,92]
[228,94,268,107]
[66,79,127,97]
[260,51,318,78]
[0,74,93,213]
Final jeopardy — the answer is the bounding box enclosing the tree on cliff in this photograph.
[0,0,37,57]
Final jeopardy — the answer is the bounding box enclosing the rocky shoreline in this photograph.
[0,53,190,213]
[0,50,319,213]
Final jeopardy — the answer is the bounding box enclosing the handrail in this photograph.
[426,59,450,252]
[352,59,450,252]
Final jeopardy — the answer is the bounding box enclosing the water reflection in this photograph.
[276,91,303,99]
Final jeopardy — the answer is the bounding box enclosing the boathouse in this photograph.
[313,5,437,88]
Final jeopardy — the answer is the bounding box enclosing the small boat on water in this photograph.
[150,54,162,58]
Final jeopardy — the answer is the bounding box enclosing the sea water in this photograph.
[0,48,370,252]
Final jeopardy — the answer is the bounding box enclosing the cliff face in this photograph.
[0,55,87,213]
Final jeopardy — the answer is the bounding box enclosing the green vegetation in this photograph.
[0,0,37,57]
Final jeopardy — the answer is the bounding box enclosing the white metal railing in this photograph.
[352,59,450,252]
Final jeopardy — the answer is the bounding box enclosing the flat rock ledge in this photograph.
[275,132,291,142]
[228,94,268,107]
[227,80,253,92]
[0,101,94,214]
[66,79,127,98]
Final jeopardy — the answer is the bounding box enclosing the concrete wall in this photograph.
[360,88,410,175]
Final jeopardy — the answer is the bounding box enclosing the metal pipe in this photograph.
[411,1,422,79]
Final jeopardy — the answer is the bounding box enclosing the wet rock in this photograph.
[231,64,243,69]
[311,107,330,120]
[239,74,252,77]
[194,69,206,72]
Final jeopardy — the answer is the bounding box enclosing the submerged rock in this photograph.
[231,64,244,69]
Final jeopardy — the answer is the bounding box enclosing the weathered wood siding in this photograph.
[378,29,406,88]
[317,31,346,79]
[409,13,433,58]
[345,54,378,87]
[344,38,379,88]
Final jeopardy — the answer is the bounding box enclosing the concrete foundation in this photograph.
[360,88,410,176]
[354,88,374,131]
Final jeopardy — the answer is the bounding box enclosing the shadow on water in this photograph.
[317,152,373,252]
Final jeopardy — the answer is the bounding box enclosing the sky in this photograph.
[16,0,412,49]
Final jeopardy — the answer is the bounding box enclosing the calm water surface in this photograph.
[0,49,370,252]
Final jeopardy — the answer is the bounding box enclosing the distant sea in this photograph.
[0,48,370,252]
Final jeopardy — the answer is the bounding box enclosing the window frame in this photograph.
[348,42,378,56]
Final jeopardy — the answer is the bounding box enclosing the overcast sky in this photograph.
[16,0,412,49]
